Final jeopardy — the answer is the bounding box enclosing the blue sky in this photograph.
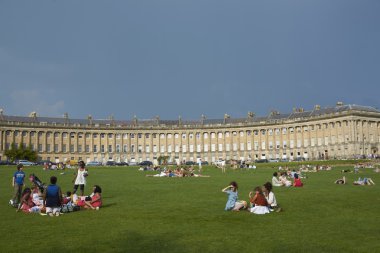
[0,0,379,120]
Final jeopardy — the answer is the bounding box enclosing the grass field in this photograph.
[1,164,380,253]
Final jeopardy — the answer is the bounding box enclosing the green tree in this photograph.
[4,143,38,162]
[157,155,169,165]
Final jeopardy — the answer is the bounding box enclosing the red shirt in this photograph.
[294,178,303,187]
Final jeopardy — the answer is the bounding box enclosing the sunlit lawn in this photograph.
[1,163,379,253]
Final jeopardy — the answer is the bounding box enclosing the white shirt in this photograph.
[75,169,87,185]
[266,192,277,207]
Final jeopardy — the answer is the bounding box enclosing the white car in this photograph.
[214,160,225,166]
[18,160,36,166]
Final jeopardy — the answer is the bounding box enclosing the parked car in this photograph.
[105,161,116,166]
[17,160,37,166]
[86,161,102,167]
[185,161,195,166]
[37,160,57,166]
[268,159,279,163]
[116,162,129,166]
[294,157,306,162]
[201,161,209,165]
[0,160,16,165]
[280,158,289,162]
[255,159,268,163]
[139,161,153,166]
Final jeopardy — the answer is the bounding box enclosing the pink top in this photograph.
[91,193,102,207]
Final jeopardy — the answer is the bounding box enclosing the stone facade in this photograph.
[0,104,379,164]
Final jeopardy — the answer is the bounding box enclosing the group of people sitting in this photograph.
[14,174,102,216]
[222,181,281,215]
[146,166,209,177]
[271,172,304,187]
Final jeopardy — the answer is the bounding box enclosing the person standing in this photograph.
[43,176,62,216]
[198,159,202,175]
[72,161,88,196]
[10,164,25,206]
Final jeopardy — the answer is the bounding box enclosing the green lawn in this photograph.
[1,164,380,253]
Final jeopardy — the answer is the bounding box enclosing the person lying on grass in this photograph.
[353,178,375,185]
[222,181,246,211]
[248,186,270,215]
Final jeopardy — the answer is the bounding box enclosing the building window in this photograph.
[78,145,82,152]
[54,144,58,152]
[93,145,98,153]
[138,133,142,139]
[116,144,120,153]
[46,144,51,152]
[86,145,90,153]
[62,144,67,153]
[108,145,113,153]
[38,144,43,152]
[131,145,135,153]
[70,145,74,153]
[123,145,127,152]
[108,133,113,138]
[101,145,105,153]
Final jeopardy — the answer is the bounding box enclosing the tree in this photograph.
[4,143,38,162]
[157,155,169,165]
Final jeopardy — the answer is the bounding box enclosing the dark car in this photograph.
[0,160,17,165]
[139,161,153,166]
[116,162,129,166]
[201,161,209,165]
[37,160,57,166]
[255,159,268,163]
[185,161,196,165]
[106,161,116,166]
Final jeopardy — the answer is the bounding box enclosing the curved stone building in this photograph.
[0,103,379,164]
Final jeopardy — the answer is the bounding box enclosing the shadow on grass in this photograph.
[101,202,117,208]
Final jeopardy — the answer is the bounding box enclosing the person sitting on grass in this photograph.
[262,182,281,212]
[248,186,270,215]
[84,185,102,210]
[16,188,41,213]
[279,172,292,187]
[272,172,283,187]
[43,176,62,217]
[293,174,303,187]
[222,181,246,211]
[334,176,346,184]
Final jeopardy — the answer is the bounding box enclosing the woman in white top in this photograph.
[263,182,281,212]
[72,161,88,196]
[272,172,283,187]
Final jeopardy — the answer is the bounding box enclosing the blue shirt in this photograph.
[225,190,238,211]
[13,171,25,185]
[46,184,60,207]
